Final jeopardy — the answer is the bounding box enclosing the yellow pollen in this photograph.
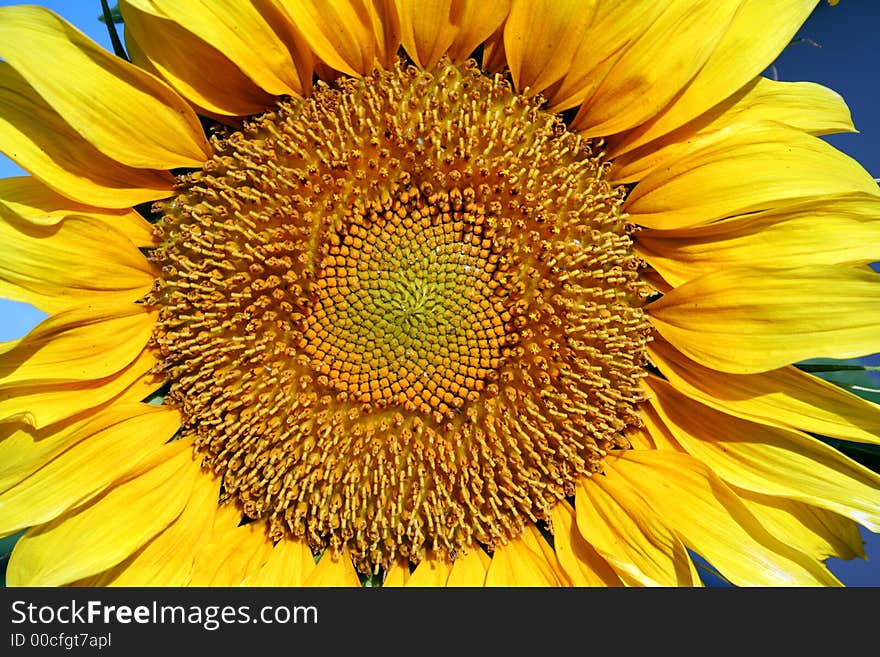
[148,59,652,572]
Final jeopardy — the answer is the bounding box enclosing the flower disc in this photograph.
[150,60,652,571]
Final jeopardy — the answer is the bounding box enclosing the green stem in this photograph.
[797,364,880,373]
[100,0,129,61]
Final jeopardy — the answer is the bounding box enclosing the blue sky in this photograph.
[0,1,877,585]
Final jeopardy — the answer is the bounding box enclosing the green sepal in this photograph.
[797,358,880,405]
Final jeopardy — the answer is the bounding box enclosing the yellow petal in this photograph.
[636,194,880,287]
[0,301,156,388]
[609,0,820,157]
[736,74,855,136]
[0,204,157,314]
[624,122,880,230]
[632,385,844,603]
[624,425,656,451]
[622,410,862,566]
[396,0,456,69]
[446,547,490,586]
[633,402,681,452]
[572,1,742,137]
[0,62,174,208]
[549,501,621,586]
[735,488,866,563]
[124,0,312,98]
[521,524,572,586]
[447,2,511,65]
[0,351,163,481]
[640,267,672,295]
[118,1,275,117]
[382,560,411,587]
[276,0,399,76]
[613,77,856,184]
[303,550,361,587]
[115,362,165,405]
[609,450,841,586]
[188,504,274,586]
[484,532,563,586]
[643,376,880,533]
[502,0,598,97]
[214,527,275,586]
[0,5,211,169]
[575,472,700,587]
[479,24,507,73]
[648,337,880,445]
[647,265,880,373]
[250,539,317,587]
[406,556,452,586]
[90,468,220,586]
[0,404,145,493]
[6,439,196,586]
[370,0,403,70]
[0,423,54,495]
[397,0,510,69]
[0,403,180,536]
[0,176,155,246]
[0,347,156,430]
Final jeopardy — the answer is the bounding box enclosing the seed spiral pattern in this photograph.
[303,196,511,421]
[149,59,652,571]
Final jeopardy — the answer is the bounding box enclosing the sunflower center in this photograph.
[304,195,508,422]
[149,59,651,572]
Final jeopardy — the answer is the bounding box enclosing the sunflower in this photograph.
[1,0,878,588]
